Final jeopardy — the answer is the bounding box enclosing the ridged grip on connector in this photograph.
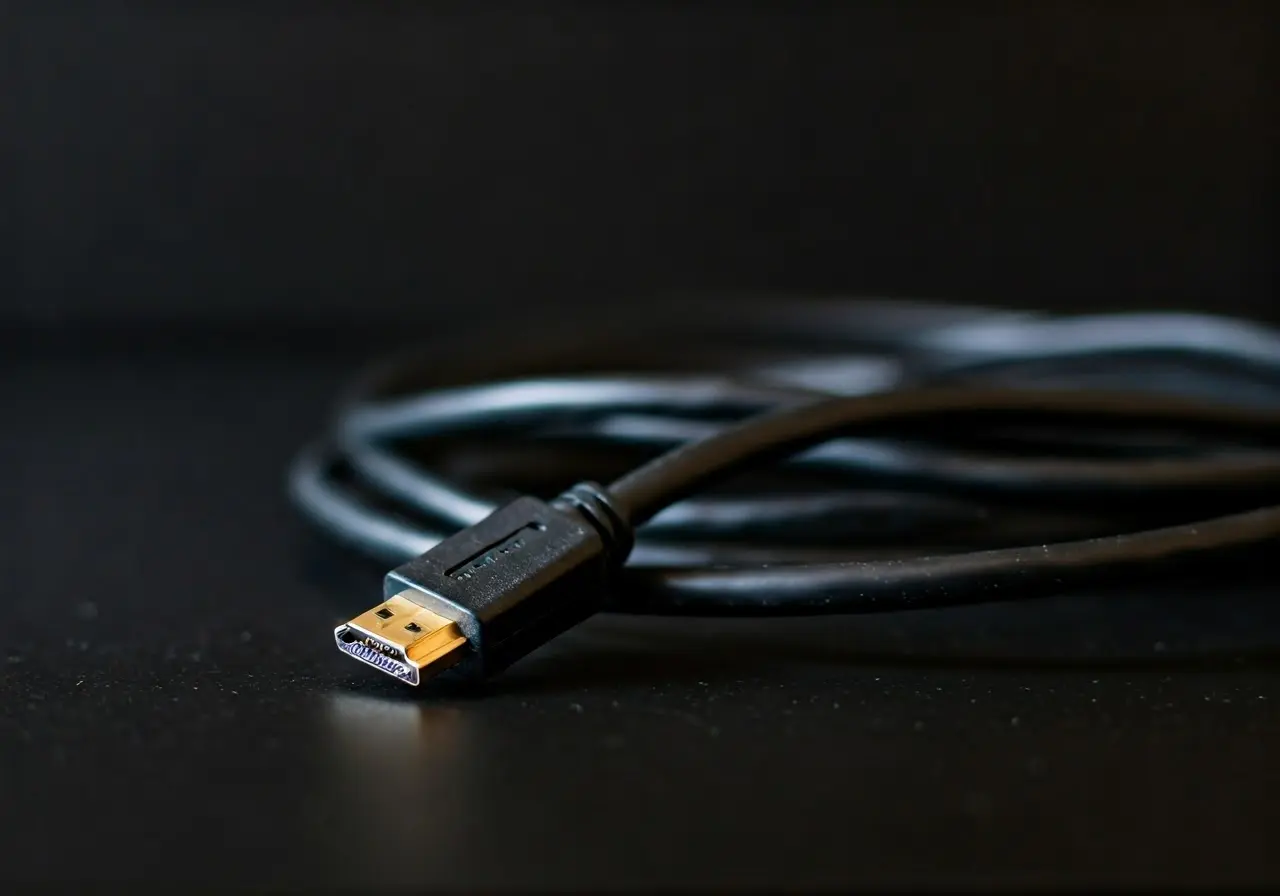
[552,481,633,564]
[383,495,616,679]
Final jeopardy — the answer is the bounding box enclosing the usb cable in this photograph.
[290,298,1280,686]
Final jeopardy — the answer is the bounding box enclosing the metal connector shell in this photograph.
[334,592,467,686]
[335,492,616,686]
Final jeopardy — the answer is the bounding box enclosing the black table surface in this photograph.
[6,332,1280,890]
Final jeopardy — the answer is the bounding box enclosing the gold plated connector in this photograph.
[334,592,467,685]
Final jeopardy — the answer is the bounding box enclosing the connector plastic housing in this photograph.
[384,496,612,679]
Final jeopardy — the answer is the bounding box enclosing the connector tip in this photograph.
[335,592,467,686]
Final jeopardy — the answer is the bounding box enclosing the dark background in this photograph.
[3,1,1275,328]
[4,2,1280,890]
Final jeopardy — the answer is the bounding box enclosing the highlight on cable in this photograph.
[290,299,1280,683]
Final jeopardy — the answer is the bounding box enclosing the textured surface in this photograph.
[5,337,1280,889]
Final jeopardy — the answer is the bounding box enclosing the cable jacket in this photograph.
[290,299,1280,616]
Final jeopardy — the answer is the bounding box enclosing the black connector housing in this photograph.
[384,494,616,679]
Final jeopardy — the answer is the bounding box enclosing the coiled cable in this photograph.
[290,298,1280,616]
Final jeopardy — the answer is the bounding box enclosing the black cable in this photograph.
[607,389,1280,524]
[291,299,1280,625]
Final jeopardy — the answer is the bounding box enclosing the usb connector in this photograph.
[334,485,630,686]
